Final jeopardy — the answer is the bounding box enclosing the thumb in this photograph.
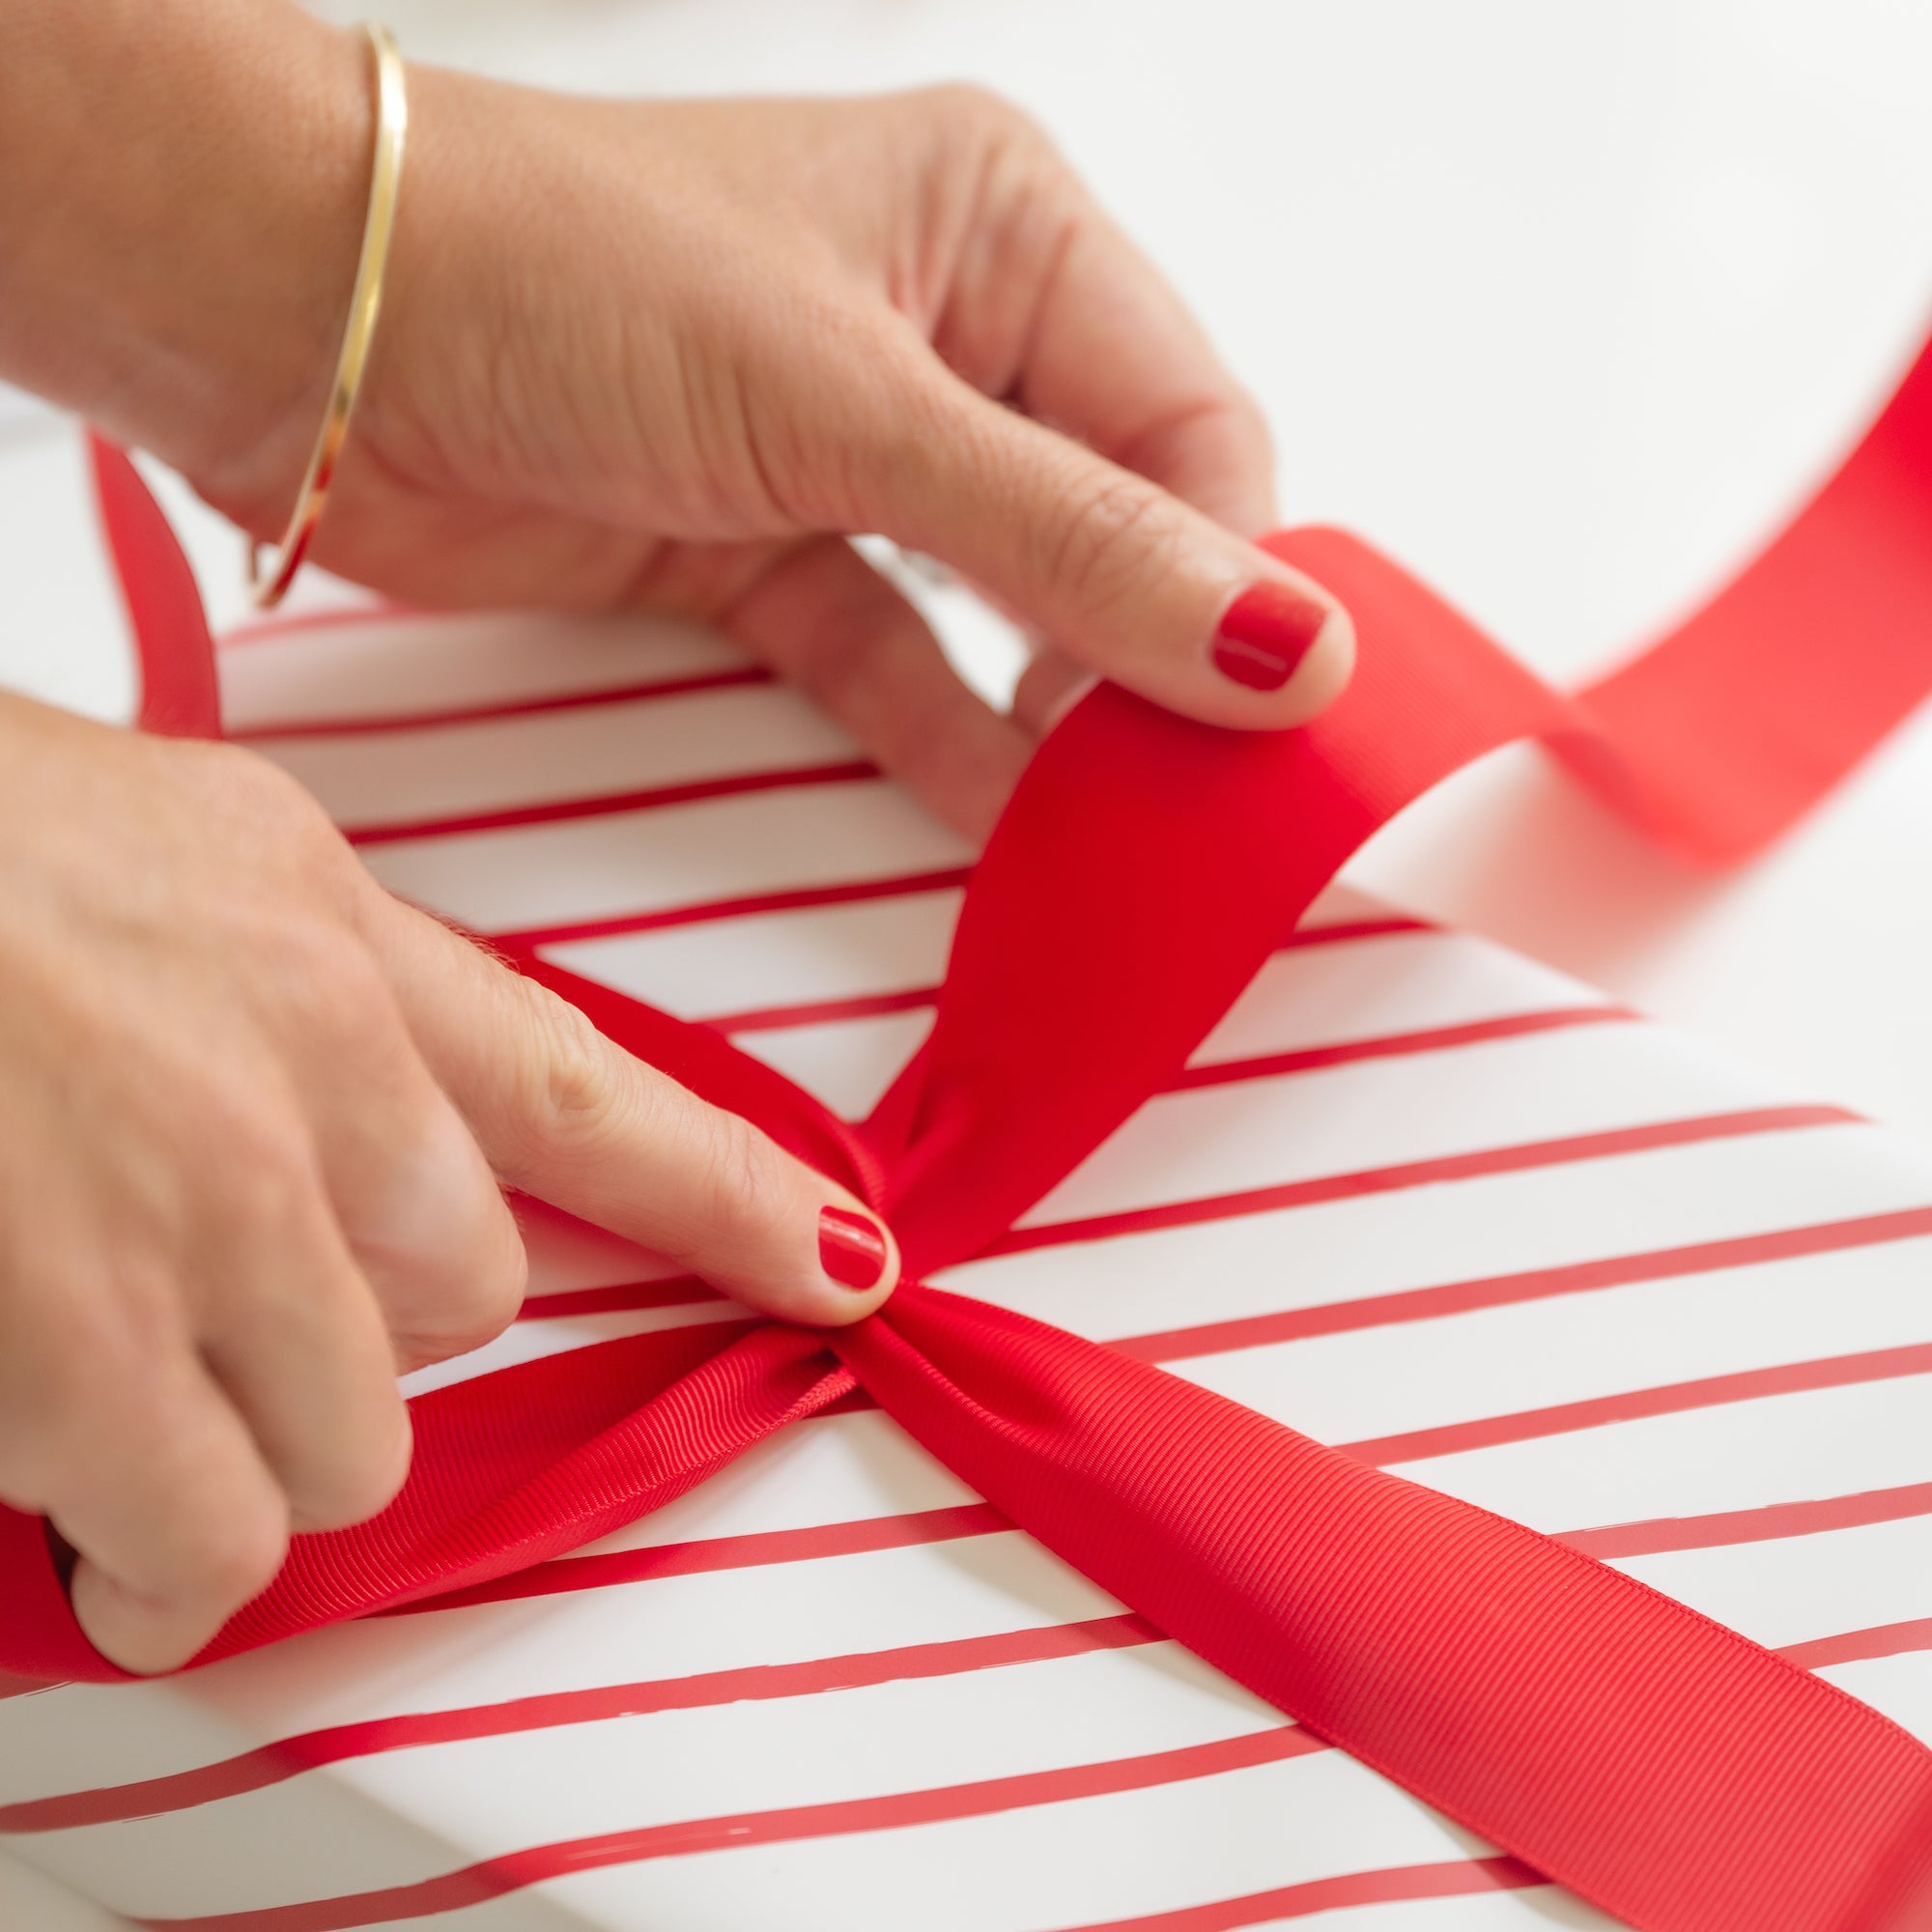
[852,365,1353,730]
[363,893,899,1327]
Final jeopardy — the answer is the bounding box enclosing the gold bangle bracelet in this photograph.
[247,23,408,611]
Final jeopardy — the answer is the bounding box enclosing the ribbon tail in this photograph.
[1570,330,1932,867]
[838,1286,1932,1932]
[86,432,223,741]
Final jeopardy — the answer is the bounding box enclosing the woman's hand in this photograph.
[0,5,1350,841]
[0,694,899,1674]
[282,78,1352,838]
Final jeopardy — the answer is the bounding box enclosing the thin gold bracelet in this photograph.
[247,23,408,611]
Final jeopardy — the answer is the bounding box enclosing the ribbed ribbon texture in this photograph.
[9,340,1932,1930]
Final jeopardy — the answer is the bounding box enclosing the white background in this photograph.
[6,3,1932,1921]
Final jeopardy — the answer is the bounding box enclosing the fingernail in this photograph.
[1211,582,1330,692]
[818,1205,889,1291]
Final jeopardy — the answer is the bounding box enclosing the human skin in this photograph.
[0,0,1352,1673]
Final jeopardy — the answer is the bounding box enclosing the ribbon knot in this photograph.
[14,357,1932,1932]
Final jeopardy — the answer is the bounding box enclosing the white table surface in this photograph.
[8,2,1932,1921]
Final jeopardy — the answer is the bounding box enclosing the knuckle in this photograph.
[1046,472,1187,616]
[233,744,323,823]
[191,741,326,838]
[260,918,397,1058]
[202,1097,319,1240]
[192,747,362,900]
[516,987,627,1160]
[92,1255,187,1375]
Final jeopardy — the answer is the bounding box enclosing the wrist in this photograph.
[0,0,372,515]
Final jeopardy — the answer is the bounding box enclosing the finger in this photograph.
[320,1089,526,1372]
[722,533,1033,842]
[194,1167,413,1532]
[269,940,526,1370]
[358,890,901,1326]
[844,349,1353,732]
[20,1335,291,1675]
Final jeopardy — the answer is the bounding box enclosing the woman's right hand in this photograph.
[0,691,899,1675]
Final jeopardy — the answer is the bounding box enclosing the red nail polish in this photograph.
[818,1205,889,1290]
[1211,582,1329,691]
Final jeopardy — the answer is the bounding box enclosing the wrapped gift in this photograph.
[7,341,1932,1932]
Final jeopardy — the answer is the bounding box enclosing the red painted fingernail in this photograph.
[818,1206,889,1290]
[1211,582,1330,691]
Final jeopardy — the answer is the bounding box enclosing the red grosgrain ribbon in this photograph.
[7,362,1932,1930]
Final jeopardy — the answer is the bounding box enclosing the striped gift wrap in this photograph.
[4,605,1930,1932]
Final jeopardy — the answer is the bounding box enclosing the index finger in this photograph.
[359,888,902,1327]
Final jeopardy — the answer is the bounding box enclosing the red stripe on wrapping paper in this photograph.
[988,1104,1861,1256]
[517,1275,725,1321]
[131,1726,1325,1932]
[1345,1340,1932,1467]
[1560,1481,1932,1560]
[498,866,976,950]
[343,758,878,847]
[240,666,774,743]
[0,1615,1162,1834]
[1112,1204,1932,1365]
[1043,1857,1543,1932]
[1165,1004,1634,1091]
[1779,1620,1932,1669]
[709,983,940,1036]
[376,1502,1011,1616]
[1275,915,1433,947]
